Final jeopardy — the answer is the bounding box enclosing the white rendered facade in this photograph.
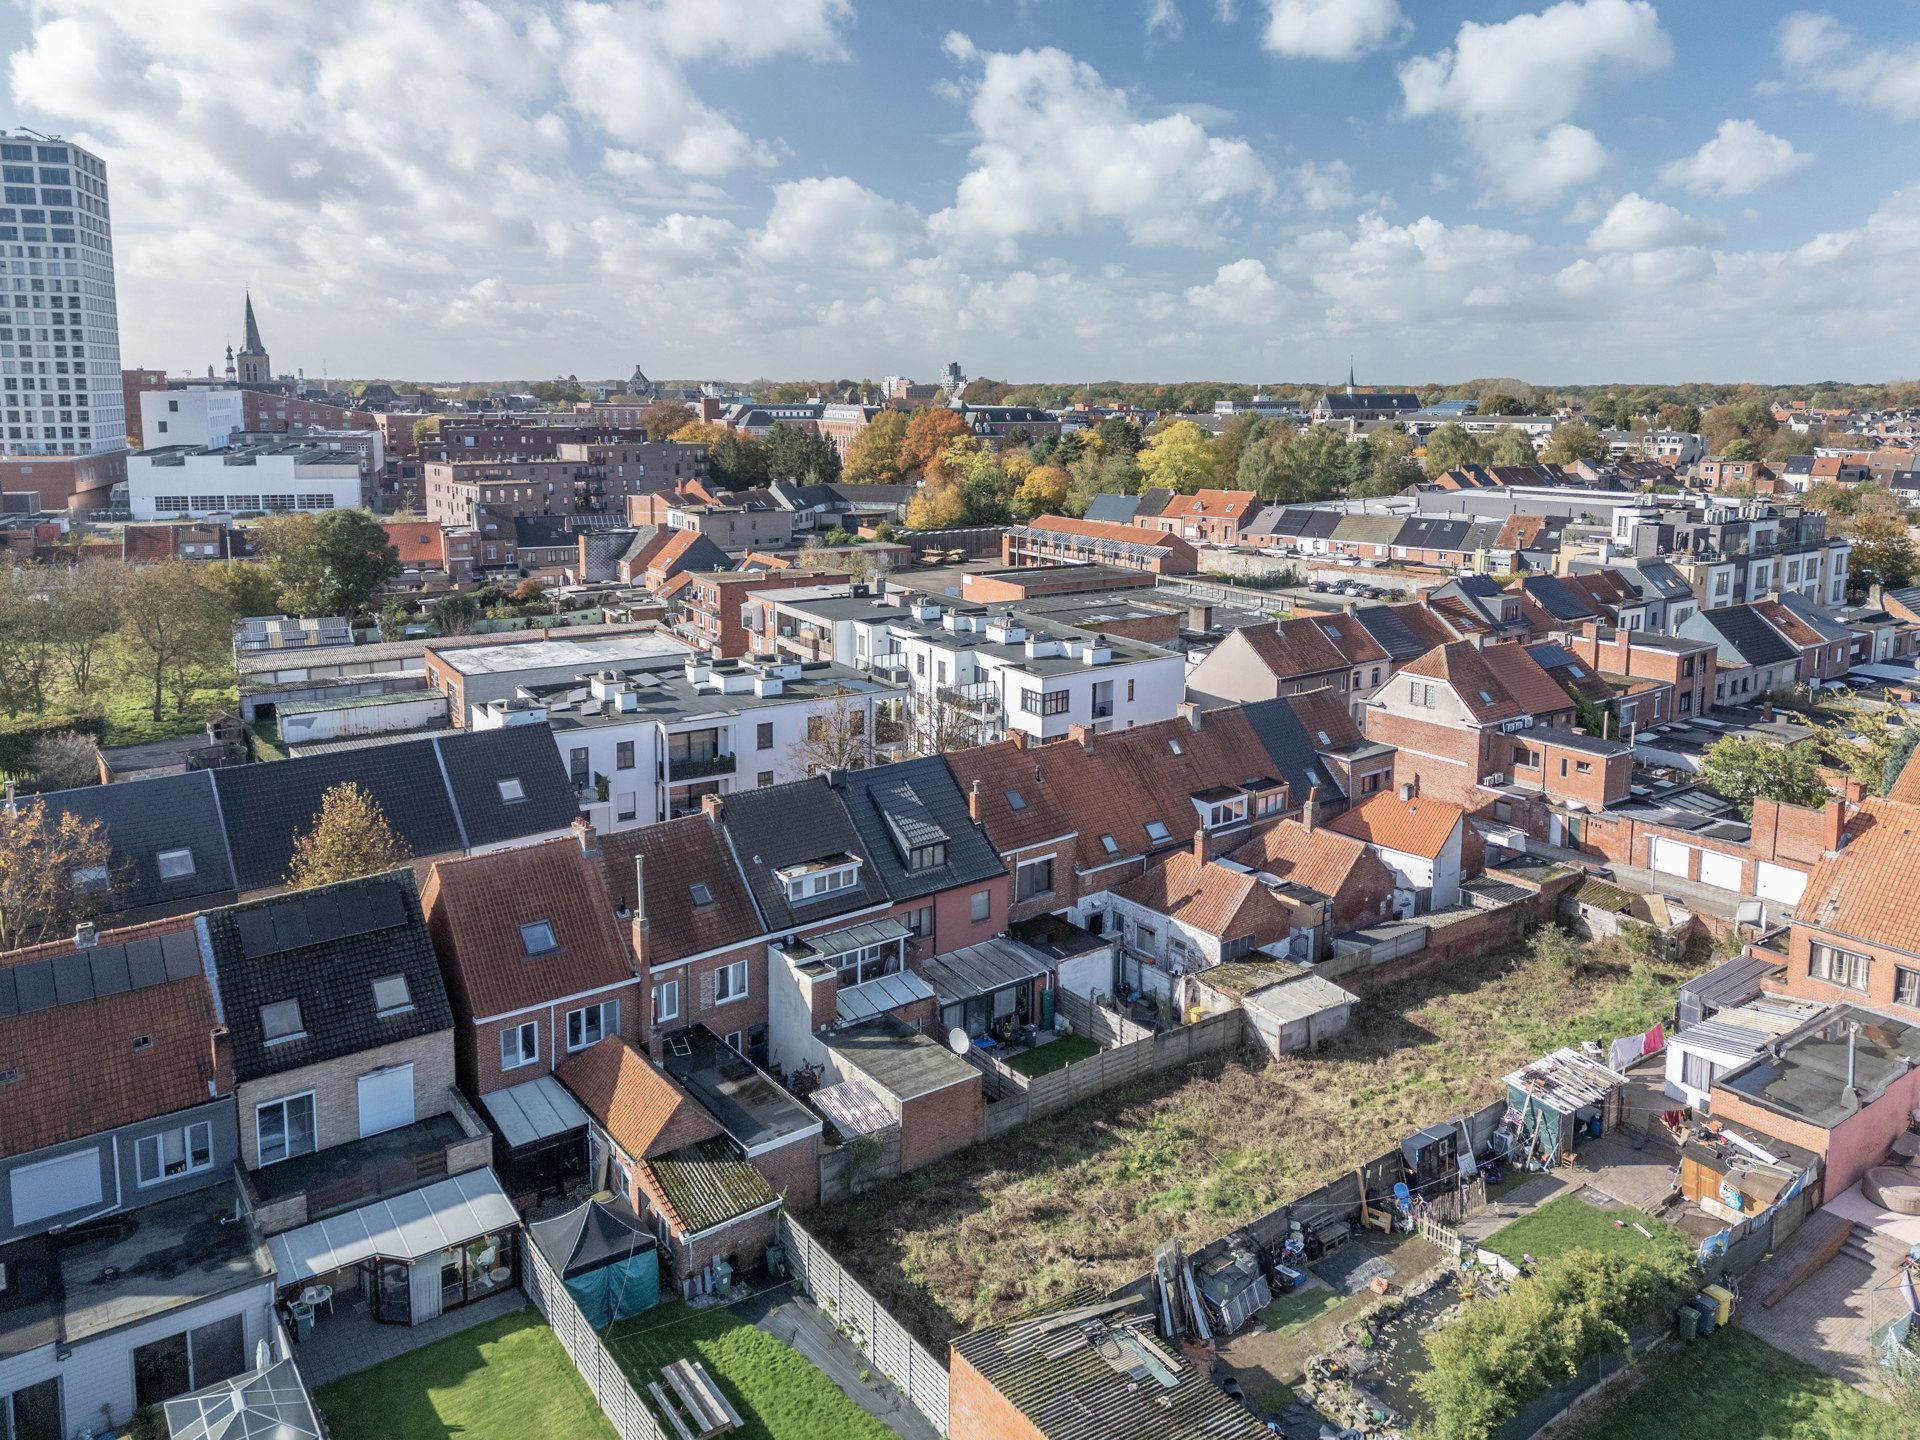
[128,445,362,520]
[0,131,122,455]
[141,386,245,449]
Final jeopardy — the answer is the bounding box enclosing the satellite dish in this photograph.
[947,1027,971,1056]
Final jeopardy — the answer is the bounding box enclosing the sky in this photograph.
[3,0,1918,386]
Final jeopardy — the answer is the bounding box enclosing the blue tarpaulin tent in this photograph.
[529,1196,659,1328]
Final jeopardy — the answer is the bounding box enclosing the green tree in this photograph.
[1816,698,1914,792]
[285,781,413,889]
[410,416,440,449]
[1489,428,1539,466]
[1354,428,1423,497]
[1541,420,1610,465]
[1655,402,1702,432]
[763,422,841,482]
[706,430,770,489]
[1013,464,1070,519]
[844,409,908,484]
[197,561,280,620]
[119,561,232,721]
[46,560,128,698]
[640,401,697,441]
[0,568,55,716]
[429,591,482,636]
[1766,428,1816,461]
[1720,437,1760,462]
[1094,416,1141,456]
[1422,422,1490,477]
[1064,451,1141,516]
[1849,513,1916,588]
[1477,393,1527,415]
[1698,735,1829,817]
[1210,413,1266,486]
[1136,420,1218,495]
[257,510,402,618]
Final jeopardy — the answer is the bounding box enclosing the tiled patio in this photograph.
[294,1284,529,1385]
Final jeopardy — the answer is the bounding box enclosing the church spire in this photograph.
[1346,357,1355,396]
[236,291,270,385]
[242,291,264,355]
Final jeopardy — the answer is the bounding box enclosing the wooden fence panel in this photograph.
[523,1241,668,1440]
[780,1214,950,1434]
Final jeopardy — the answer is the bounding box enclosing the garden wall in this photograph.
[522,1240,668,1440]
[780,1212,951,1435]
[817,1131,903,1206]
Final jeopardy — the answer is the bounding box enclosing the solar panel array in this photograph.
[234,881,409,960]
[0,925,203,1018]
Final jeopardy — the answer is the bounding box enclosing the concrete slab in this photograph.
[1736,1222,1890,1392]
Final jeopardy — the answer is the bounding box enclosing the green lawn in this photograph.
[1574,1329,1903,1440]
[1257,1284,1344,1334]
[1482,1193,1681,1267]
[314,1306,616,1440]
[1006,1034,1100,1077]
[606,1300,897,1440]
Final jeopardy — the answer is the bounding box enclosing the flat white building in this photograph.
[141,385,244,448]
[468,651,901,831]
[0,130,123,455]
[128,440,363,519]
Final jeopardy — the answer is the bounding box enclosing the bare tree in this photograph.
[0,796,114,952]
[789,694,873,776]
[894,684,998,757]
[119,563,232,721]
[28,731,101,790]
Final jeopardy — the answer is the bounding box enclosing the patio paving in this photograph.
[295,1284,528,1385]
[1735,1222,1889,1391]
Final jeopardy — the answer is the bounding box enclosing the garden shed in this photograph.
[1501,1048,1632,1167]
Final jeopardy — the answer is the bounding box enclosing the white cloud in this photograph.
[1260,0,1407,62]
[1146,1,1183,38]
[1658,119,1811,197]
[754,177,924,269]
[1294,159,1358,212]
[1185,259,1288,324]
[1586,193,1716,252]
[1776,11,1920,123]
[1280,212,1536,328]
[930,34,1271,251]
[1398,0,1671,204]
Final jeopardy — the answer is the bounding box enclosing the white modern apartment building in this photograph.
[752,585,1187,750]
[127,439,363,519]
[0,130,123,455]
[468,651,899,832]
[140,385,244,449]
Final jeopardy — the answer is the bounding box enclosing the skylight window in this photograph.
[372,974,413,1016]
[72,864,108,892]
[497,777,525,802]
[156,847,195,880]
[690,882,713,906]
[1568,664,1586,677]
[1100,834,1118,855]
[1315,730,1331,745]
[520,920,558,956]
[1478,689,1493,704]
[1005,790,1026,811]
[260,999,304,1044]
[1168,738,1185,756]
[1144,820,1171,844]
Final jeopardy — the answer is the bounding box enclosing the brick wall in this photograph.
[750,1132,821,1210]
[639,941,769,1057]
[682,1206,781,1293]
[948,1348,1046,1440]
[233,1030,456,1170]
[462,983,643,1097]
[898,1079,985,1170]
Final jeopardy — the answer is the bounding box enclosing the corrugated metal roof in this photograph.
[923,937,1055,1004]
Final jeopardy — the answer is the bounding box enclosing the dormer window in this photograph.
[521,921,558,956]
[908,842,948,871]
[156,847,195,880]
[1204,796,1250,830]
[777,856,861,903]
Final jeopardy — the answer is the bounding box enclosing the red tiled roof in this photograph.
[1226,820,1375,905]
[1307,614,1389,668]
[558,1036,722,1160]
[1111,851,1301,942]
[1479,642,1575,720]
[1328,789,1466,860]
[422,837,635,1020]
[1400,641,1527,723]
[1238,618,1350,681]
[0,917,228,1157]
[1156,489,1259,521]
[599,817,762,967]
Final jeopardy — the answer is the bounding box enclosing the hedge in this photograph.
[0,712,107,776]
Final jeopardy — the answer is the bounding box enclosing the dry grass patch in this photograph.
[811,932,1687,1349]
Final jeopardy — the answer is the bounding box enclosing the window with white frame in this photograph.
[136,1120,213,1186]
[256,1092,316,1165]
[781,860,859,902]
[501,1020,539,1069]
[566,1000,619,1052]
[1203,796,1249,830]
[1015,856,1055,902]
[715,959,748,1004]
[653,979,680,1025]
[1809,941,1870,991]
[259,999,304,1045]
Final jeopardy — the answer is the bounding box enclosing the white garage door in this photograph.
[10,1148,102,1227]
[357,1064,415,1139]
[1755,862,1808,907]
[1698,850,1743,892]
[1650,837,1692,878]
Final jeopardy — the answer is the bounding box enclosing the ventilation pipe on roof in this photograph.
[1399,780,1416,802]
[969,779,981,821]
[1843,1020,1861,1113]
[73,920,97,949]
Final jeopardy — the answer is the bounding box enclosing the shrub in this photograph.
[1417,1246,1695,1440]
[0,711,107,776]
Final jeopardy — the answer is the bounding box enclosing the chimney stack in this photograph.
[700,791,725,824]
[969,779,981,821]
[630,854,650,962]
[1822,797,1846,853]
[1067,723,1094,752]
[1303,785,1319,832]
[1177,700,1203,731]
[571,817,598,856]
[72,920,98,949]
[1193,827,1209,864]
[1399,780,1416,802]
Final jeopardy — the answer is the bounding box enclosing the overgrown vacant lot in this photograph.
[812,933,1688,1348]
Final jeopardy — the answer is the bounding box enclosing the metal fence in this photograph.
[523,1240,668,1440]
[780,1213,950,1435]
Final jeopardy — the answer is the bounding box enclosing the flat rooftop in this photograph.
[660,1024,820,1151]
[1717,1004,1920,1130]
[523,657,894,728]
[432,632,687,675]
[823,1015,977,1103]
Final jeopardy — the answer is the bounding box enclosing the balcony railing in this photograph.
[668,751,736,780]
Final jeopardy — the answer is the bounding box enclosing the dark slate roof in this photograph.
[1292,509,1342,539]
[1520,574,1598,622]
[1397,516,1474,552]
[1081,494,1142,524]
[201,869,454,1080]
[1318,391,1420,412]
[1352,605,1429,663]
[1696,605,1799,668]
[1239,698,1344,803]
[719,777,889,932]
[513,514,574,548]
[211,725,577,890]
[39,769,238,915]
[831,757,1007,903]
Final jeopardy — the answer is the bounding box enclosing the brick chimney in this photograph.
[1193,827,1209,863]
[1303,785,1319,832]
[630,853,650,961]
[571,817,599,857]
[968,779,981,821]
[1177,700,1203,731]
[1067,723,1095,751]
[700,792,725,824]
[1822,797,1846,853]
[1011,730,1029,750]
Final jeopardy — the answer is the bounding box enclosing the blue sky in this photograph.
[3,0,1917,385]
